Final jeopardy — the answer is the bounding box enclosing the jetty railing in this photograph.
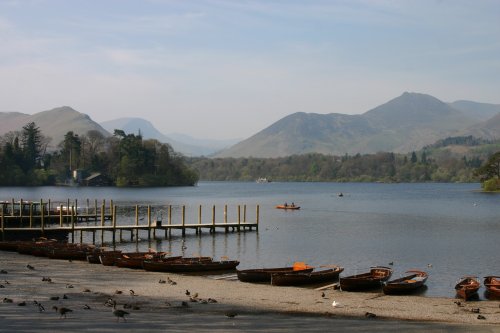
[0,199,259,244]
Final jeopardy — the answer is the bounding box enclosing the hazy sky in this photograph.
[1,0,499,140]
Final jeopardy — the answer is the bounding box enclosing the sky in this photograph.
[1,0,499,140]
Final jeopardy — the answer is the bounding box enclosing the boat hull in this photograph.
[237,267,314,283]
[271,267,344,286]
[340,267,393,291]
[383,271,428,295]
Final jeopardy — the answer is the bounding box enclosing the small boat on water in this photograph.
[483,276,500,297]
[271,266,344,286]
[340,266,393,291]
[275,204,300,210]
[383,270,428,295]
[455,276,481,300]
[237,262,314,283]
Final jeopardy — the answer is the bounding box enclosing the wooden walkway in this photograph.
[0,202,259,244]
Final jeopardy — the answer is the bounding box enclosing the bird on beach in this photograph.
[114,290,123,295]
[185,290,190,296]
[66,284,74,289]
[0,270,8,274]
[3,280,9,284]
[50,296,59,301]
[26,264,35,270]
[331,301,341,308]
[35,302,45,312]
[18,301,26,306]
[225,311,238,318]
[207,298,217,303]
[129,289,136,296]
[83,304,91,310]
[158,279,166,284]
[42,277,52,282]
[365,312,376,318]
[477,315,486,320]
[63,294,68,299]
[112,301,129,322]
[0,284,5,288]
[53,306,73,319]
[3,298,13,303]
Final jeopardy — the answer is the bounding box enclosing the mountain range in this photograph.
[215,92,500,157]
[1,92,500,158]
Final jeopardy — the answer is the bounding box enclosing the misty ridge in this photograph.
[1,92,500,158]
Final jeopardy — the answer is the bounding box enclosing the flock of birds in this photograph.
[0,263,240,323]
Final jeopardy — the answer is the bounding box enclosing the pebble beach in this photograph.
[0,251,499,332]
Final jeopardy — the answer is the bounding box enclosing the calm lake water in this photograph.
[1,182,499,299]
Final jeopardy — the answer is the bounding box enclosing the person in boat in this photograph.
[291,202,295,207]
[284,202,288,207]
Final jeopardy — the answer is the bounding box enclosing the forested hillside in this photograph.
[188,136,499,183]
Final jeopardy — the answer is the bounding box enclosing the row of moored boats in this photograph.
[0,239,239,273]
[1,239,498,298]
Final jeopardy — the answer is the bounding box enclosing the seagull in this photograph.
[331,300,341,308]
[53,306,73,319]
[471,308,480,313]
[129,289,136,296]
[26,264,35,270]
[192,292,198,299]
[111,302,129,322]
[427,264,433,268]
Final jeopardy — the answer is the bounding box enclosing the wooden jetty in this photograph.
[0,199,259,244]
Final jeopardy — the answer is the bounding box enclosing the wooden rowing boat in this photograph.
[143,259,239,272]
[237,262,314,283]
[339,266,393,291]
[383,270,428,295]
[142,257,213,272]
[271,266,344,286]
[114,252,174,269]
[455,276,480,301]
[484,276,500,297]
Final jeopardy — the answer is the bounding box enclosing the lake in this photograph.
[1,182,498,298]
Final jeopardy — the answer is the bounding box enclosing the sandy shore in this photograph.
[0,251,499,332]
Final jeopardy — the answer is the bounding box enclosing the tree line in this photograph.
[0,122,198,186]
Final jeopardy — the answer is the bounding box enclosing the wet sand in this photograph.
[0,251,499,332]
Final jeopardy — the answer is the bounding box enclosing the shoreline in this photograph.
[0,251,499,332]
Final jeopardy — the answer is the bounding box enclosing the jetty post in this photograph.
[238,205,241,231]
[40,199,45,235]
[112,205,117,244]
[70,205,75,243]
[181,205,186,236]
[147,205,152,240]
[256,205,259,231]
[134,205,139,241]
[1,208,4,241]
[197,205,202,234]
[166,205,172,238]
[29,202,33,228]
[59,204,63,227]
[224,205,228,233]
[211,205,216,233]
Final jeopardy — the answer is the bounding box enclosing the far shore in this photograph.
[0,251,499,332]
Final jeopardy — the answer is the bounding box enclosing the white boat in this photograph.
[256,177,271,183]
